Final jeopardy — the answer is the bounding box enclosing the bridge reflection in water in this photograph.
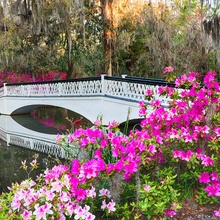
[0,115,68,159]
[0,114,70,193]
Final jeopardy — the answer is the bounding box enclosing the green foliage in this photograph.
[0,191,18,220]
[195,187,220,205]
[137,168,181,219]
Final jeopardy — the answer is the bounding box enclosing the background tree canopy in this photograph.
[0,0,218,79]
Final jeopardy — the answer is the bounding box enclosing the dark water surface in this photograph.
[0,140,62,193]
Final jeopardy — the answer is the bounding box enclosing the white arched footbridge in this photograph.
[0,74,174,125]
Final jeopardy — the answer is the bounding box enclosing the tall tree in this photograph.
[100,0,114,76]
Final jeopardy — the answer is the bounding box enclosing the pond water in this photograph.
[0,141,62,193]
[0,106,93,194]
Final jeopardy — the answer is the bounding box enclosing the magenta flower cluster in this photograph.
[163,66,174,74]
[0,68,67,86]
[199,172,220,217]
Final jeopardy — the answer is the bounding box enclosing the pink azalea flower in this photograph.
[144,185,151,192]
[55,134,62,142]
[139,107,146,117]
[214,210,220,217]
[86,186,96,198]
[76,188,87,201]
[74,206,86,219]
[51,179,63,192]
[106,200,116,213]
[11,197,21,211]
[85,212,96,220]
[101,200,107,210]
[199,172,210,184]
[93,119,102,127]
[211,172,219,181]
[164,66,174,74]
[33,203,53,220]
[71,159,80,175]
[21,209,32,220]
[99,188,111,198]
[145,89,154,96]
[65,201,76,216]
[205,185,220,196]
[164,209,177,217]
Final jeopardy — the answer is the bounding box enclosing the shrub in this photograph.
[1,67,220,219]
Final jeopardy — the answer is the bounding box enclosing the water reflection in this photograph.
[0,140,63,194]
[31,106,93,133]
[12,114,63,135]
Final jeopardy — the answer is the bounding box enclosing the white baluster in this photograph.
[57,82,61,96]
[121,73,127,97]
[101,73,107,95]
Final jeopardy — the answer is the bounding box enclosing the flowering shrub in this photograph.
[163,65,176,82]
[1,67,220,219]
[0,67,67,86]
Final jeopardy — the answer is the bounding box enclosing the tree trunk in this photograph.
[101,0,114,76]
[66,29,73,78]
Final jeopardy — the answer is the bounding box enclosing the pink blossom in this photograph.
[106,200,116,213]
[99,188,111,198]
[151,100,161,108]
[149,144,157,154]
[204,185,220,196]
[199,172,210,184]
[33,203,53,220]
[101,200,107,210]
[11,197,21,211]
[93,119,102,127]
[145,89,154,96]
[74,206,86,219]
[139,107,146,117]
[164,209,177,217]
[71,159,80,175]
[164,66,174,73]
[86,186,96,198]
[21,210,32,220]
[51,179,63,192]
[214,210,220,217]
[76,188,87,201]
[211,172,219,181]
[55,134,62,142]
[144,185,151,192]
[85,212,96,220]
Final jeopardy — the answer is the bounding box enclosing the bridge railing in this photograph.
[0,74,176,106]
[103,74,175,106]
[1,76,102,97]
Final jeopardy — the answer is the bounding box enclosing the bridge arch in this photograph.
[11,104,93,126]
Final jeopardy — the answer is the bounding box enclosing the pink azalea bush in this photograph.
[1,67,220,219]
[0,67,66,86]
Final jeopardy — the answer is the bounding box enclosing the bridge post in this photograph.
[121,72,127,95]
[121,72,127,78]
[101,72,107,95]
